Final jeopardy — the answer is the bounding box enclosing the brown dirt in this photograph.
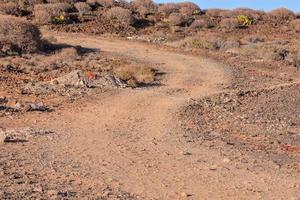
[0,31,299,199]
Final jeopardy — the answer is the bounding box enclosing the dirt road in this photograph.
[1,32,299,199]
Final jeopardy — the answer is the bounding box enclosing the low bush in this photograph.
[205,8,227,18]
[74,2,92,15]
[113,64,156,87]
[231,8,264,20]
[96,0,115,8]
[46,0,74,3]
[0,2,20,16]
[237,15,254,26]
[272,48,289,61]
[190,18,214,29]
[0,15,42,55]
[268,8,296,22]
[168,13,189,26]
[158,3,180,16]
[219,18,239,29]
[177,2,200,16]
[132,0,157,17]
[33,3,72,25]
[185,37,220,50]
[104,7,135,26]
[290,19,300,32]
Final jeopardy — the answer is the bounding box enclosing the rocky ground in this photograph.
[0,2,300,198]
[0,31,299,199]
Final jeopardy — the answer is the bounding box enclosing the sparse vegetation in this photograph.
[158,3,180,16]
[0,2,20,16]
[33,3,71,25]
[237,15,253,26]
[113,64,156,87]
[74,2,92,15]
[168,13,189,26]
[268,8,296,22]
[220,18,239,29]
[104,7,135,26]
[0,15,42,56]
[290,19,300,32]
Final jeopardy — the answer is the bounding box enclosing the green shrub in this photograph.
[237,15,254,26]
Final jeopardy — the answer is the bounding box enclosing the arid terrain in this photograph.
[0,0,299,199]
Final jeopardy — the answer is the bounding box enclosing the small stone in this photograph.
[33,185,43,192]
[47,190,58,196]
[0,129,6,144]
[182,152,192,156]
[223,158,231,163]
[181,192,188,198]
[209,165,218,170]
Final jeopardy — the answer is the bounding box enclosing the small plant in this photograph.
[52,15,66,24]
[113,64,156,87]
[193,9,201,15]
[237,15,254,26]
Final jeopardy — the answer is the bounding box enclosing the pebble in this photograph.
[223,158,231,163]
[209,165,218,170]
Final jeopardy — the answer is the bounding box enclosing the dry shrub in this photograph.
[0,2,20,16]
[241,35,265,44]
[96,0,115,8]
[287,52,300,68]
[158,3,180,16]
[33,3,72,25]
[74,2,92,15]
[104,7,135,26]
[219,18,239,29]
[87,0,98,7]
[46,0,74,3]
[168,13,188,26]
[290,19,300,32]
[177,2,200,15]
[190,18,214,29]
[184,37,220,50]
[45,47,79,63]
[228,8,263,20]
[132,0,157,16]
[268,8,296,22]
[0,15,42,55]
[205,8,227,17]
[114,64,156,87]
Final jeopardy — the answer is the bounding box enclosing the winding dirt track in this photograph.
[2,32,300,199]
[44,32,232,199]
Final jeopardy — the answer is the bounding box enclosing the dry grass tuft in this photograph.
[114,64,156,87]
